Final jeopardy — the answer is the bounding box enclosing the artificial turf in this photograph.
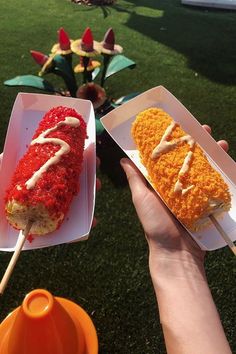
[0,0,235,353]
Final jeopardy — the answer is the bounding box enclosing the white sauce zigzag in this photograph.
[25,117,80,190]
[151,121,195,195]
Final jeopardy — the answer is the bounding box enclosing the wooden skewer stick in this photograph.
[209,215,236,256]
[0,221,33,295]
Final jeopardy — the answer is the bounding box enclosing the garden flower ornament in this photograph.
[71,27,101,57]
[30,50,54,76]
[51,27,73,55]
[4,26,136,134]
[100,28,123,55]
[74,57,101,73]
[30,51,49,66]
[99,27,123,87]
[77,82,106,109]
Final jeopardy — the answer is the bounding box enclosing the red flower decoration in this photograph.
[103,28,115,51]
[74,57,100,73]
[71,27,101,57]
[58,27,71,51]
[81,27,94,52]
[101,27,123,55]
[51,27,73,55]
[76,83,106,109]
[30,50,49,66]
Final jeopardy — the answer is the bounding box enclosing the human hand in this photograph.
[120,126,229,261]
[121,130,233,354]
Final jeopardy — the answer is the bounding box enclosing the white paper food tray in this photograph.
[101,86,236,251]
[0,93,96,251]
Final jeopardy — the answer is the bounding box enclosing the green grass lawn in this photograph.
[0,1,235,353]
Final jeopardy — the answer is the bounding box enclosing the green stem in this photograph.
[101,54,111,87]
[53,69,77,97]
[82,56,90,84]
[64,53,73,67]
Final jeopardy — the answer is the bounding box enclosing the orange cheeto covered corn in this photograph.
[5,106,87,235]
[131,108,231,231]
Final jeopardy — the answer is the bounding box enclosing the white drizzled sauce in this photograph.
[174,180,194,195]
[25,117,80,190]
[151,121,195,195]
[151,121,177,159]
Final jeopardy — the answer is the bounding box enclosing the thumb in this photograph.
[120,158,148,199]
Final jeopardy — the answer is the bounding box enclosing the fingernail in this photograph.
[120,158,128,166]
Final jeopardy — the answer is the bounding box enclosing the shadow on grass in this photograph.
[96,131,128,187]
[99,0,236,85]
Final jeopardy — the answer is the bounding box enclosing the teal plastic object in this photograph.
[4,75,56,93]
[105,55,136,80]
[92,67,100,81]
[53,55,77,97]
[95,114,104,136]
[53,55,74,79]
[114,92,140,105]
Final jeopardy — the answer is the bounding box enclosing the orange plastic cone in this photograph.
[0,289,98,354]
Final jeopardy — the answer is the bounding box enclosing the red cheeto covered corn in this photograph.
[5,106,87,235]
[131,108,231,231]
